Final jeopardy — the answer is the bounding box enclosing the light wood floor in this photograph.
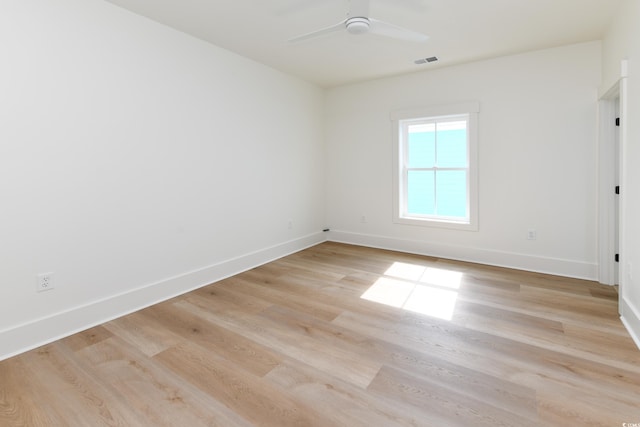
[1,242,639,426]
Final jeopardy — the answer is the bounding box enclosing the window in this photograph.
[392,102,479,231]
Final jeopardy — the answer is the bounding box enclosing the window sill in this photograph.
[394,216,478,231]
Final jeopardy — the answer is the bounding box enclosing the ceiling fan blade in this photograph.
[288,21,345,43]
[369,18,428,42]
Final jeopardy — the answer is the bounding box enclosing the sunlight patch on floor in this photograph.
[361,262,463,320]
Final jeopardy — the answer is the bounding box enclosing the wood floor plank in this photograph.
[264,358,421,427]
[452,299,566,344]
[180,296,383,389]
[1,242,638,426]
[333,306,640,398]
[561,322,640,368]
[193,277,273,314]
[140,300,282,377]
[0,356,64,426]
[525,375,640,426]
[102,310,184,357]
[19,344,147,426]
[210,275,343,322]
[59,325,114,352]
[72,337,256,427]
[259,303,540,423]
[456,283,625,335]
[368,364,539,427]
[153,343,329,427]
[332,308,526,380]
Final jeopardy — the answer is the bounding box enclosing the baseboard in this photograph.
[0,232,326,361]
[328,230,598,280]
[621,297,640,350]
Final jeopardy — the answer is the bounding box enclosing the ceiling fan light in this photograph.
[346,17,370,35]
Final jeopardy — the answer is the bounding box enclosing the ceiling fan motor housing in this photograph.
[346,17,370,35]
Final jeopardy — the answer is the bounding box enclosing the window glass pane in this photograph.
[407,170,434,215]
[408,123,435,168]
[436,120,467,168]
[436,170,467,218]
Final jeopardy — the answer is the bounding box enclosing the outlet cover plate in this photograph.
[36,273,55,293]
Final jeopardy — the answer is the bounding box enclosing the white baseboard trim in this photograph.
[0,232,326,361]
[621,297,640,351]
[328,230,598,280]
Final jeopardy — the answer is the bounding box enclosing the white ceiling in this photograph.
[104,0,621,88]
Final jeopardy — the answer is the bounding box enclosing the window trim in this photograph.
[391,102,479,231]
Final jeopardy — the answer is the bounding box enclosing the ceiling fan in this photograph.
[288,0,429,43]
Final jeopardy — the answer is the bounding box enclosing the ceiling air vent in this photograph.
[414,56,438,65]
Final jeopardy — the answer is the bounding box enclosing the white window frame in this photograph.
[391,102,479,231]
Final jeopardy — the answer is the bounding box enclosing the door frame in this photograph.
[597,61,628,313]
[597,85,619,286]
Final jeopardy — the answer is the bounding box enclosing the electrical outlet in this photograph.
[527,229,537,240]
[36,273,55,293]
[361,215,367,223]
[287,220,293,229]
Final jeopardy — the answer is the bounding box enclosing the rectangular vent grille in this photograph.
[414,56,438,65]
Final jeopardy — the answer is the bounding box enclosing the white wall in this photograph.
[326,42,601,279]
[602,0,640,347]
[0,0,325,359]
